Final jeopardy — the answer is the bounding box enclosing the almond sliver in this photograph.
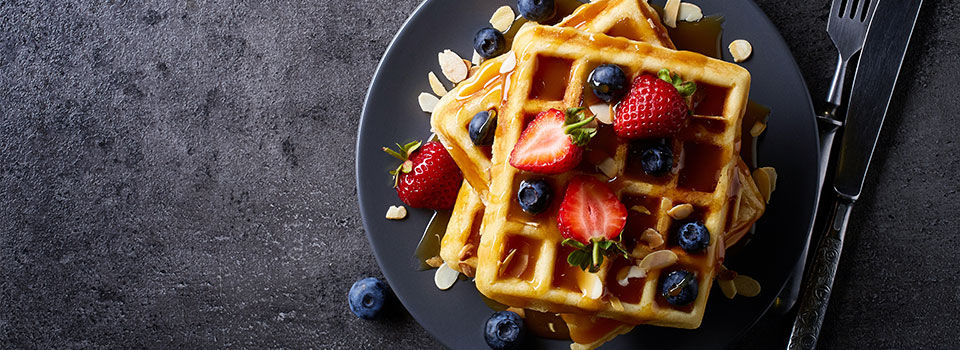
[418,92,440,113]
[638,249,678,271]
[434,262,460,290]
[428,72,447,97]
[718,278,737,299]
[499,52,517,73]
[729,39,753,62]
[490,6,515,32]
[733,275,761,297]
[588,103,613,124]
[438,49,468,83]
[664,0,681,28]
[678,3,703,22]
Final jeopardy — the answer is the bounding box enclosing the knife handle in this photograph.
[786,199,854,350]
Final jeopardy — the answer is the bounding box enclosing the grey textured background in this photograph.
[1,0,957,349]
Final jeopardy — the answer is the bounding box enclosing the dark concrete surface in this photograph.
[0,0,956,349]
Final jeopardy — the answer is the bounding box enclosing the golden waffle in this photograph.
[441,159,763,276]
[430,0,673,201]
[439,180,484,276]
[474,25,751,329]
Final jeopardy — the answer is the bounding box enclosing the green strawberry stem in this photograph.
[657,68,697,97]
[562,237,630,273]
[592,240,601,271]
[383,140,422,187]
[563,107,597,147]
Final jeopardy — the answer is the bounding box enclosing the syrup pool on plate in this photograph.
[414,210,451,270]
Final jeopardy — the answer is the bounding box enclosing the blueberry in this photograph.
[587,64,628,103]
[659,270,699,306]
[474,28,508,59]
[484,311,525,350]
[640,144,673,176]
[677,221,710,253]
[517,179,551,214]
[517,0,556,22]
[469,109,497,146]
[348,277,388,319]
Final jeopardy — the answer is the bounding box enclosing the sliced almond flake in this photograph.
[581,273,604,299]
[617,265,646,286]
[588,103,613,124]
[760,167,778,193]
[427,72,447,97]
[458,262,476,278]
[597,157,618,178]
[609,296,625,311]
[640,228,664,247]
[753,167,777,203]
[678,2,703,22]
[718,278,737,299]
[498,248,520,277]
[638,249,678,271]
[438,49,468,83]
[733,275,761,297]
[729,39,753,63]
[506,307,526,318]
[385,205,407,220]
[471,50,483,66]
[425,256,443,268]
[499,52,517,74]
[750,121,766,137]
[418,92,440,113]
[630,205,651,215]
[664,0,681,28]
[490,6,515,32]
[667,203,694,219]
[647,18,657,30]
[434,262,460,290]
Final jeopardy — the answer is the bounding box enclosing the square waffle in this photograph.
[474,24,751,328]
[430,0,674,202]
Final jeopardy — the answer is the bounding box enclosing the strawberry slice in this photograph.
[557,175,629,272]
[509,107,596,174]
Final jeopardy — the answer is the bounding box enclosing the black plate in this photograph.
[356,0,819,348]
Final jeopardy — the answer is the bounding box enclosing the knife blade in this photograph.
[833,0,923,200]
[786,1,923,349]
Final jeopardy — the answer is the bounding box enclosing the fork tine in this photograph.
[844,0,856,18]
[865,0,880,22]
[855,0,867,20]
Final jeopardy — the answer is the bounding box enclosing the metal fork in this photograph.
[824,0,880,112]
[772,0,879,316]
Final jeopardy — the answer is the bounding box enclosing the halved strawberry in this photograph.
[509,107,596,174]
[557,175,629,272]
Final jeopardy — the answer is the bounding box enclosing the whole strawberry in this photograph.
[509,107,596,175]
[614,68,696,139]
[557,175,629,272]
[383,140,463,210]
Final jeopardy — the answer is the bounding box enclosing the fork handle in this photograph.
[786,198,854,350]
[826,55,850,108]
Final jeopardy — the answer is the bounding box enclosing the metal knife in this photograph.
[786,0,923,349]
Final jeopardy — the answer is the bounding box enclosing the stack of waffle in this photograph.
[429,0,764,347]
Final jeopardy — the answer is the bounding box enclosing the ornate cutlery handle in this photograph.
[787,199,854,350]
